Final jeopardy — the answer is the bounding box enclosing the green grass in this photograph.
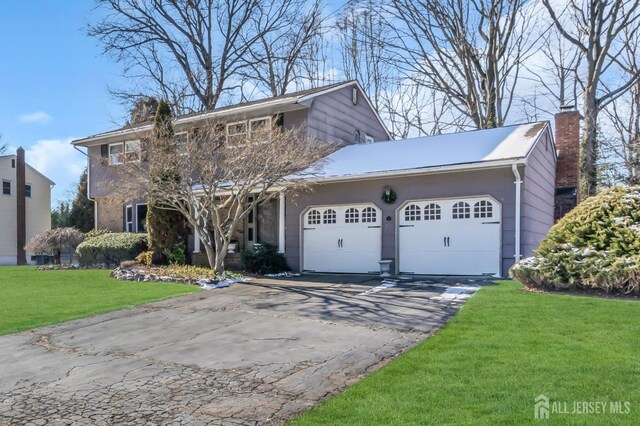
[292,281,640,425]
[0,266,200,335]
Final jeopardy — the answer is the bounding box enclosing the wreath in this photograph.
[381,186,397,204]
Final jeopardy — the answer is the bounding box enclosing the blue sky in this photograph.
[0,1,126,203]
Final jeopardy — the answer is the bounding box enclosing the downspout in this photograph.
[512,163,522,263]
[73,145,97,229]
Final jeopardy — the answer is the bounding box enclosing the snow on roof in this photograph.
[312,122,548,180]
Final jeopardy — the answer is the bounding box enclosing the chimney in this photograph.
[554,106,581,221]
[16,147,27,265]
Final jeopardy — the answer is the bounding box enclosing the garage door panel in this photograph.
[398,197,501,276]
[303,204,381,273]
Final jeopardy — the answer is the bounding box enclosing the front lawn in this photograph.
[293,281,640,425]
[0,266,200,335]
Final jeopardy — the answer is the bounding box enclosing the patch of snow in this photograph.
[358,281,397,296]
[264,272,302,277]
[430,285,480,302]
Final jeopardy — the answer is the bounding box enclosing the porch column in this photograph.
[193,227,201,253]
[278,192,285,253]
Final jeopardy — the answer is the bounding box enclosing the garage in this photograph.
[398,197,501,276]
[302,204,382,273]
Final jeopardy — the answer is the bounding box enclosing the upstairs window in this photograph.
[175,132,188,155]
[2,180,10,195]
[125,140,141,162]
[249,117,271,143]
[109,143,124,165]
[226,121,247,145]
[25,184,32,198]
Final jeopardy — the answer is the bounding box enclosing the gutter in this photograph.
[512,163,523,263]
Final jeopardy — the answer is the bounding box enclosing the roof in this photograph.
[0,154,56,185]
[72,80,390,145]
[308,121,550,181]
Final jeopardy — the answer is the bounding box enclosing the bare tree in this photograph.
[240,0,325,96]
[113,120,333,272]
[542,0,640,197]
[89,0,314,113]
[386,0,536,129]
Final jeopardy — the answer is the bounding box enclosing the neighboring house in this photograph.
[72,81,579,277]
[0,148,54,265]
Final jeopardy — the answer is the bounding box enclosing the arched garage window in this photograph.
[323,209,336,224]
[307,209,321,225]
[474,200,493,218]
[404,204,421,221]
[452,202,470,219]
[424,203,441,220]
[362,207,377,223]
[345,207,360,223]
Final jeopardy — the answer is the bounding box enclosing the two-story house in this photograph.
[0,148,54,265]
[73,81,578,277]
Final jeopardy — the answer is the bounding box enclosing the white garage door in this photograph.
[398,197,501,276]
[303,204,382,273]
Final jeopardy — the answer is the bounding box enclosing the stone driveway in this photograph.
[0,275,488,425]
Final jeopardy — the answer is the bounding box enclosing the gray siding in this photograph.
[285,167,518,277]
[521,130,556,257]
[304,85,389,145]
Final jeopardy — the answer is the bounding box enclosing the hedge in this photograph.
[511,186,640,293]
[76,233,147,267]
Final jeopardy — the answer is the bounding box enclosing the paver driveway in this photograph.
[0,275,486,425]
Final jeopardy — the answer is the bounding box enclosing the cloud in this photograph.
[19,111,53,124]
[8,138,85,204]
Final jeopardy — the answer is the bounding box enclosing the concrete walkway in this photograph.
[0,275,487,425]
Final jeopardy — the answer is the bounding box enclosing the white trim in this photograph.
[125,204,134,233]
[512,164,522,263]
[193,227,201,253]
[278,192,286,253]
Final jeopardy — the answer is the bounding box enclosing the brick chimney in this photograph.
[554,106,581,221]
[16,147,27,265]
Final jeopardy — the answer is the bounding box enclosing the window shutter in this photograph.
[100,144,109,158]
[274,113,284,128]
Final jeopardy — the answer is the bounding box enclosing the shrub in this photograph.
[76,233,147,267]
[85,229,112,240]
[135,250,154,266]
[25,227,85,264]
[241,243,290,274]
[163,243,186,265]
[511,186,640,293]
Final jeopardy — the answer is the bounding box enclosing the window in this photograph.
[404,204,421,221]
[323,209,336,224]
[365,134,374,144]
[474,200,493,218]
[362,207,377,223]
[345,207,360,223]
[307,209,321,225]
[424,203,441,220]
[125,140,141,162]
[352,87,358,105]
[354,130,361,144]
[125,205,134,232]
[452,201,471,219]
[109,143,124,165]
[2,180,10,195]
[175,132,188,155]
[25,184,31,198]
[249,117,271,143]
[136,204,148,232]
[226,121,247,144]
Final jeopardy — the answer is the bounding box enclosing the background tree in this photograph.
[0,135,5,154]
[542,0,640,197]
[116,120,333,272]
[51,201,72,229]
[386,0,536,129]
[68,169,95,232]
[88,0,323,113]
[146,100,187,263]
